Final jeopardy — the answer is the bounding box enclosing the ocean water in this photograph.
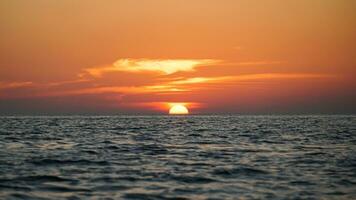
[0,115,355,200]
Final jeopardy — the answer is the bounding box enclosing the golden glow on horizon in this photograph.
[169,104,189,115]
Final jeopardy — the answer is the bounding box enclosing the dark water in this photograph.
[0,115,355,200]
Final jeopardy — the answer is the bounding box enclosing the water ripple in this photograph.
[0,115,355,199]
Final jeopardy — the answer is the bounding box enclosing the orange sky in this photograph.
[0,0,355,114]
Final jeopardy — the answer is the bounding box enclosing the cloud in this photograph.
[0,54,337,109]
[0,81,33,90]
[232,73,333,80]
[83,58,219,77]
[56,73,334,96]
[162,73,333,88]
[160,73,334,93]
[237,61,283,65]
[169,77,230,85]
[219,61,284,66]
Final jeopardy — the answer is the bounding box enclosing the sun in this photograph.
[169,104,189,115]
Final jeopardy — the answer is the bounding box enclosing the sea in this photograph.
[0,115,355,200]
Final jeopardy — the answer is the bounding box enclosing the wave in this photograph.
[29,159,110,166]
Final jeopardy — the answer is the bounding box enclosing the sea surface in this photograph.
[0,115,355,200]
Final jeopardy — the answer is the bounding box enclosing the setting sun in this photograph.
[169,104,189,115]
[0,1,355,199]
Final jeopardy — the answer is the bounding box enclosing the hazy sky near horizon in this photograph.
[0,0,355,114]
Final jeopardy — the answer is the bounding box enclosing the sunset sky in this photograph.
[0,0,355,114]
